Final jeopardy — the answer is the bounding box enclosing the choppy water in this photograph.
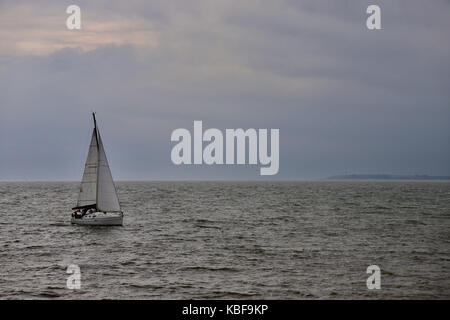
[0,181,449,299]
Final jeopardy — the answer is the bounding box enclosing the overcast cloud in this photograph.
[0,0,449,180]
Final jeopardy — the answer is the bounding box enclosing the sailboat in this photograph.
[71,113,123,226]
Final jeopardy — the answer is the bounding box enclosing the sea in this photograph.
[0,181,449,299]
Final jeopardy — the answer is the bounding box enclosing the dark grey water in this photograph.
[0,181,449,299]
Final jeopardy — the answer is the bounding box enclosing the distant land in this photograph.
[325,174,450,181]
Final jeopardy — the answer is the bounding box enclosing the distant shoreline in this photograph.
[325,174,450,181]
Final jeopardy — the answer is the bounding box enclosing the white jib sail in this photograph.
[96,131,121,212]
[76,129,98,208]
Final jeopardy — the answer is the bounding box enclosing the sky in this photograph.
[0,0,449,180]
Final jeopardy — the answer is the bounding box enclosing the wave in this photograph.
[177,266,239,272]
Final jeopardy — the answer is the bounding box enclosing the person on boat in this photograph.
[72,209,82,219]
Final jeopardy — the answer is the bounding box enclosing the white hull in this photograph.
[71,212,123,226]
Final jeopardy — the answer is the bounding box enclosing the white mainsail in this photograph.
[76,128,98,208]
[74,114,121,212]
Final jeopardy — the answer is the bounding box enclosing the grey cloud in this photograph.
[0,0,449,180]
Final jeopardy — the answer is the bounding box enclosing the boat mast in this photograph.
[93,112,100,211]
[93,112,98,133]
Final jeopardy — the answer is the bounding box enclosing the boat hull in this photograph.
[71,212,123,226]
